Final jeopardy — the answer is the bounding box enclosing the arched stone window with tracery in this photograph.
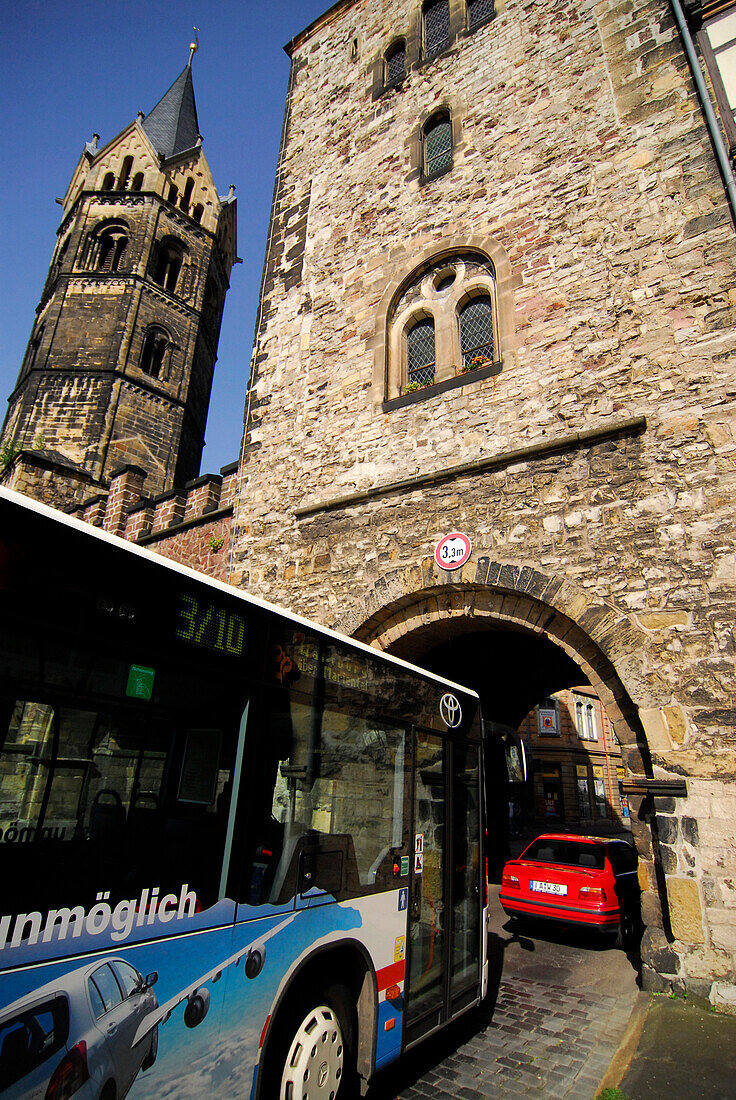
[149,236,188,294]
[139,326,171,380]
[83,221,129,273]
[386,251,500,401]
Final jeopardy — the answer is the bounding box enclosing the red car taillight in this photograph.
[502,872,520,889]
[46,1040,90,1100]
[579,885,606,902]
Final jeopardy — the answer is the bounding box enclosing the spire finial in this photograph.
[188,27,199,67]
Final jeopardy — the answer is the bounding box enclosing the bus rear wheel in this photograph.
[279,990,353,1100]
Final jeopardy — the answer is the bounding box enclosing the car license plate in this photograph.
[530,880,567,896]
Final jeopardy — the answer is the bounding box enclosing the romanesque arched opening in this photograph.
[349,580,679,989]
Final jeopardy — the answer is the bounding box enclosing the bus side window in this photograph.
[243,683,407,906]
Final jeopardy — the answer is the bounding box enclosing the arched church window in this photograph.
[117,156,134,190]
[459,294,494,368]
[102,171,115,190]
[385,39,406,87]
[423,0,450,60]
[150,237,187,294]
[167,182,179,205]
[139,327,170,379]
[131,172,144,191]
[406,317,436,388]
[467,0,495,31]
[192,203,204,223]
[423,111,452,179]
[84,221,129,273]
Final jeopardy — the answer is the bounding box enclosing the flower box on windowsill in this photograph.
[382,359,501,413]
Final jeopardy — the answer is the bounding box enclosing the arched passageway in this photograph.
[348,580,675,989]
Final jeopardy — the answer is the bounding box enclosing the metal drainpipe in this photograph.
[670,0,736,227]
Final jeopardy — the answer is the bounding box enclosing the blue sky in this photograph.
[1,0,332,474]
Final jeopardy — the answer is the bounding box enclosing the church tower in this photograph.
[2,47,237,506]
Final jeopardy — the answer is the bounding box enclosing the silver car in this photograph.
[0,956,158,1100]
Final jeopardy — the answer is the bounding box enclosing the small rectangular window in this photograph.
[386,42,406,86]
[424,116,453,178]
[424,0,450,60]
[468,0,495,31]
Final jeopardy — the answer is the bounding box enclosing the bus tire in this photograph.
[278,984,357,1100]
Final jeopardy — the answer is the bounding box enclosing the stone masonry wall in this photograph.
[231,0,736,992]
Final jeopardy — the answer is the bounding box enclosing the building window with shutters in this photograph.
[574,694,599,742]
[423,111,453,180]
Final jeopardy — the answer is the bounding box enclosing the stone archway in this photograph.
[337,562,686,990]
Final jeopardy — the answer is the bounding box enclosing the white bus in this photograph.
[0,487,487,1099]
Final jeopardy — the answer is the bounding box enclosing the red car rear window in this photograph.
[522,839,605,870]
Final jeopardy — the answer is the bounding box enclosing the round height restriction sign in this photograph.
[434,532,472,571]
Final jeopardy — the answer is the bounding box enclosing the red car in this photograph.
[500,833,639,946]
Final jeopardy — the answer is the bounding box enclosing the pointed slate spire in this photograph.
[142,57,201,160]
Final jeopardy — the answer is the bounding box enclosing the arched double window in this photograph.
[387,252,500,399]
[139,327,171,379]
[149,237,187,294]
[423,110,452,179]
[83,221,129,273]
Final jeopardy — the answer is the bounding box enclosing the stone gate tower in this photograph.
[232,0,736,999]
[2,49,237,508]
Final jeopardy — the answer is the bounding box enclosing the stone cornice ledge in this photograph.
[295,416,647,520]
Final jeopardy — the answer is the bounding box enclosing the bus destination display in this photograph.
[176,593,246,656]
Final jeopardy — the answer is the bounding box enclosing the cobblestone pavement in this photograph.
[368,887,640,1099]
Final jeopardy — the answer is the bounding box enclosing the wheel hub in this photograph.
[280,1004,343,1099]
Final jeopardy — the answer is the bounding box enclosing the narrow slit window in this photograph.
[423,0,450,60]
[117,156,133,191]
[180,178,195,213]
[424,113,452,178]
[460,296,494,367]
[406,317,436,387]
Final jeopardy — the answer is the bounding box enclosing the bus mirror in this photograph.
[184,987,211,1028]
[245,945,266,979]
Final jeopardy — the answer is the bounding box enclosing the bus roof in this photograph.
[0,487,479,702]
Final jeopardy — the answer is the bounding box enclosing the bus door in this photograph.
[404,731,483,1046]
